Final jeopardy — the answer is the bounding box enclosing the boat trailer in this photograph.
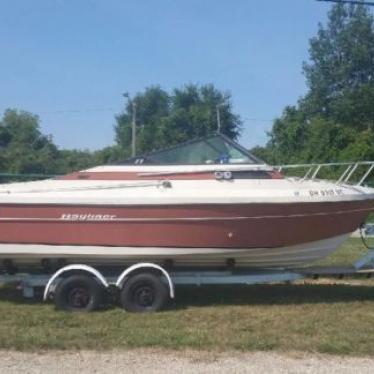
[0,238,374,312]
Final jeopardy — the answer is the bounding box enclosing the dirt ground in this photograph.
[1,349,374,374]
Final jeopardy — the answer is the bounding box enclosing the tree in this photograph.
[0,109,97,177]
[0,84,243,177]
[302,3,374,130]
[266,106,308,164]
[115,84,242,157]
[115,86,170,156]
[262,3,374,164]
[0,109,60,174]
[56,149,98,173]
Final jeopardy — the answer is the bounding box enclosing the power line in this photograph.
[31,108,275,122]
[316,0,374,6]
[243,117,274,123]
[38,107,117,115]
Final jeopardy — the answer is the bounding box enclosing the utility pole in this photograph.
[216,105,221,133]
[131,101,137,157]
[123,93,137,157]
[216,103,225,133]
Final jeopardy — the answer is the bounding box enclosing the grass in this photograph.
[317,236,370,266]
[1,238,374,355]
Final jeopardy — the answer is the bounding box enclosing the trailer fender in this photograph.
[115,263,175,299]
[43,264,109,301]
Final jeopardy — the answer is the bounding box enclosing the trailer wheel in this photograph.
[54,275,104,312]
[120,273,168,313]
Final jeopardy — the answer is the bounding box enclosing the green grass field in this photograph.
[0,238,374,355]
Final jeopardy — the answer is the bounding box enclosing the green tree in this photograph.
[115,86,170,156]
[266,106,308,164]
[263,3,374,164]
[302,4,374,130]
[340,129,374,161]
[0,109,98,177]
[0,109,60,174]
[56,149,98,173]
[94,145,124,165]
[115,84,242,157]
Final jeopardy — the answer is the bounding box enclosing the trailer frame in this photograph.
[0,239,373,312]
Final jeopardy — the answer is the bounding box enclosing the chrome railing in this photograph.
[275,161,374,186]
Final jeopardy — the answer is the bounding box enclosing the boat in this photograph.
[1,133,374,270]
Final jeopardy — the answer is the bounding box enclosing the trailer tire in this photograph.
[54,275,104,312]
[120,273,168,313]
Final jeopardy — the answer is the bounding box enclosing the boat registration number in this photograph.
[309,189,344,197]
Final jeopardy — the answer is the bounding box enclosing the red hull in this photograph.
[0,200,372,248]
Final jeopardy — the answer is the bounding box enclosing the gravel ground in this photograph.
[1,350,374,374]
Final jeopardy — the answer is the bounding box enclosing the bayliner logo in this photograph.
[60,214,117,221]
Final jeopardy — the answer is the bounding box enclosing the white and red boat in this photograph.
[1,134,374,269]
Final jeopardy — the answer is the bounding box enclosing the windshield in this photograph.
[126,134,263,165]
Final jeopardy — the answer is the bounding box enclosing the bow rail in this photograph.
[275,161,374,186]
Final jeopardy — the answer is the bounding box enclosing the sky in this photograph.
[0,0,333,151]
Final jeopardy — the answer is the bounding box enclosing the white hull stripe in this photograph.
[0,206,372,223]
[0,234,350,268]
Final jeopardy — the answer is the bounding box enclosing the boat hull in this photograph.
[0,200,372,248]
[0,199,372,268]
